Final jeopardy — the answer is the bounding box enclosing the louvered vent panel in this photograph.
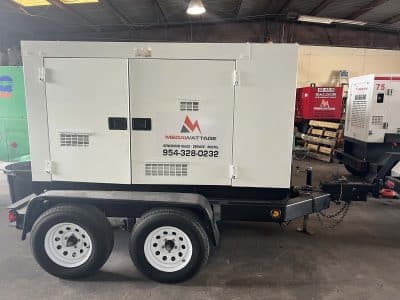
[145,163,188,176]
[371,116,383,126]
[180,101,199,111]
[350,94,367,128]
[60,133,89,147]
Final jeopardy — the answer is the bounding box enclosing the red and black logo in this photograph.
[181,116,201,133]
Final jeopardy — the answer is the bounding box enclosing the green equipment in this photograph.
[0,66,29,161]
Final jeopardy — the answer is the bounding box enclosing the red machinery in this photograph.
[295,85,343,122]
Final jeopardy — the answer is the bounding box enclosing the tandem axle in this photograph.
[8,167,378,283]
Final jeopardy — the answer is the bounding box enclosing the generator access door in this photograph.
[45,58,131,184]
[386,78,400,135]
[129,59,235,185]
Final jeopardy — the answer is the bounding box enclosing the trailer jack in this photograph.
[297,214,314,235]
[296,167,315,235]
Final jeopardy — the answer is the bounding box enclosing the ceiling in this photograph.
[0,0,400,36]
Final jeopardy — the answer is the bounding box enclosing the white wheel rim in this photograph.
[44,222,93,268]
[144,226,193,272]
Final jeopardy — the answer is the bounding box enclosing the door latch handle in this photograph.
[132,118,152,131]
[108,117,128,130]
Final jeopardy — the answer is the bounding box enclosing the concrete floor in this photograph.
[2,159,400,300]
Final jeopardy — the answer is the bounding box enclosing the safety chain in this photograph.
[319,202,349,218]
[315,202,351,230]
[311,182,352,230]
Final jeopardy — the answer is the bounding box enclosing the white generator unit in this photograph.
[340,74,400,177]
[345,74,400,143]
[9,41,334,283]
[23,41,297,191]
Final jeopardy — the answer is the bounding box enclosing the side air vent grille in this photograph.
[145,163,188,176]
[180,101,199,111]
[371,116,384,126]
[350,94,367,128]
[60,133,89,147]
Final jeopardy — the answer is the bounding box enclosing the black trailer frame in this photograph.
[9,188,333,243]
[8,165,381,243]
[7,165,383,283]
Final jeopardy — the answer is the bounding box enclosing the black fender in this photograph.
[22,190,220,245]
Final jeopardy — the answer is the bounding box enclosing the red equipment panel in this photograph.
[295,86,343,121]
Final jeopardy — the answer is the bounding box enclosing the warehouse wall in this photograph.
[298,46,400,87]
[2,30,400,83]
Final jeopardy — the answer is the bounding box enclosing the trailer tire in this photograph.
[30,204,114,279]
[129,208,210,283]
[344,164,368,177]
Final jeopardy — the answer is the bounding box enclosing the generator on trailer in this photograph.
[337,74,400,179]
[8,41,376,283]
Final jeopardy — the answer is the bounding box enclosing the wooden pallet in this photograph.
[302,120,343,162]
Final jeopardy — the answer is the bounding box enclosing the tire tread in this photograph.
[31,204,114,279]
[130,208,210,283]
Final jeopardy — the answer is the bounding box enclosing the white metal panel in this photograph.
[129,59,235,185]
[20,42,256,183]
[21,41,250,61]
[45,58,131,183]
[386,78,400,136]
[22,54,51,181]
[232,44,298,188]
[367,78,388,143]
[345,75,374,142]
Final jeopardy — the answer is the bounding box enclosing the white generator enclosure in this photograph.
[22,42,298,192]
[345,74,400,143]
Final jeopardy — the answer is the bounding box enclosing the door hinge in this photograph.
[233,70,240,86]
[38,67,46,83]
[44,160,53,174]
[230,165,238,179]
